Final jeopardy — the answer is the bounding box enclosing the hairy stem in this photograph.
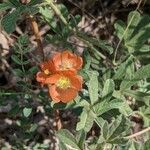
[124,127,150,139]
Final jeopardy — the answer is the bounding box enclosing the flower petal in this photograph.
[36,72,47,83]
[70,75,83,90]
[52,50,82,71]
[48,85,60,103]
[52,52,62,68]
[40,61,49,71]
[48,60,56,73]
[56,87,78,103]
[62,50,74,59]
[45,74,61,84]
[75,56,83,70]
[61,70,77,76]
[40,60,56,73]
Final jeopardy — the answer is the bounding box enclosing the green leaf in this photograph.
[139,107,150,127]
[128,141,143,150]
[57,4,69,19]
[59,141,68,150]
[108,115,129,141]
[98,115,129,144]
[22,60,30,65]
[18,35,29,46]
[2,10,20,33]
[2,5,26,33]
[9,0,22,7]
[124,11,150,53]
[127,11,141,40]
[28,66,38,75]
[74,99,90,108]
[128,14,150,47]
[83,51,91,70]
[69,15,81,28]
[127,20,150,50]
[76,130,86,149]
[28,0,42,6]
[76,109,88,131]
[23,107,32,117]
[57,129,81,150]
[113,56,134,80]
[2,7,23,33]
[115,11,150,54]
[102,79,115,101]
[11,55,22,65]
[120,64,150,90]
[123,90,150,104]
[0,2,14,11]
[95,117,108,142]
[114,20,126,39]
[76,109,96,132]
[143,139,150,150]
[138,44,150,52]
[94,98,132,116]
[13,69,24,77]
[98,40,114,54]
[29,124,38,132]
[39,7,59,34]
[94,117,106,128]
[88,71,99,104]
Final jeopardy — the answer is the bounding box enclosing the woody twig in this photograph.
[29,15,45,61]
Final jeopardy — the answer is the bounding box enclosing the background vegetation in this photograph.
[0,0,150,149]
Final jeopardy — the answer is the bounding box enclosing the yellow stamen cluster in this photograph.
[56,77,71,89]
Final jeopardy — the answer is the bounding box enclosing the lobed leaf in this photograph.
[88,71,99,105]
[120,64,150,90]
[76,109,96,132]
[0,2,14,11]
[102,79,115,101]
[57,129,81,150]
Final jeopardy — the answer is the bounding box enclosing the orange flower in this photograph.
[36,60,56,84]
[45,71,83,103]
[52,50,83,72]
[36,50,83,84]
[36,50,83,103]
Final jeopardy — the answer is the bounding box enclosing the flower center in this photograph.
[44,69,50,75]
[56,77,71,89]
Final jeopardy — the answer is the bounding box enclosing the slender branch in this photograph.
[65,144,79,150]
[45,0,68,25]
[113,0,143,64]
[29,15,45,61]
[124,127,150,139]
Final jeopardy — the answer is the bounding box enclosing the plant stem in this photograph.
[124,127,150,139]
[45,0,68,25]
[29,15,45,61]
[113,0,143,65]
